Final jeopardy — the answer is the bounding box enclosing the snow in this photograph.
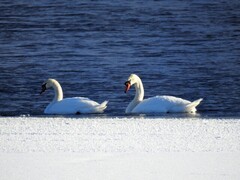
[0,117,240,180]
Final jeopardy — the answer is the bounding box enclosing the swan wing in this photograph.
[44,97,107,114]
[132,95,193,113]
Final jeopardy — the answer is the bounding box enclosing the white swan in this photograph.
[40,79,108,114]
[124,74,203,114]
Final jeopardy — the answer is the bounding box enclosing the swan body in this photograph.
[41,79,108,115]
[124,74,202,114]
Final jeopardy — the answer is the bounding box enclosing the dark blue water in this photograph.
[0,0,239,117]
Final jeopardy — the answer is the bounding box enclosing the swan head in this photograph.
[124,74,139,93]
[40,79,57,94]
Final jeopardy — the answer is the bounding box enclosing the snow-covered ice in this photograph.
[0,117,240,180]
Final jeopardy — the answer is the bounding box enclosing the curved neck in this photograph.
[126,77,144,113]
[51,81,63,102]
[134,78,144,102]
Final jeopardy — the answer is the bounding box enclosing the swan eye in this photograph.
[41,83,47,89]
[124,81,131,93]
[124,80,131,85]
[40,83,47,94]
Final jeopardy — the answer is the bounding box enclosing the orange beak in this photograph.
[124,81,131,93]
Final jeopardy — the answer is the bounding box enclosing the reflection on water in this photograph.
[0,0,239,117]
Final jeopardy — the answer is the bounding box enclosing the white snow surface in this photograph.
[0,117,240,180]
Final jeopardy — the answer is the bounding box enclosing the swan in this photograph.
[124,74,203,114]
[40,78,108,114]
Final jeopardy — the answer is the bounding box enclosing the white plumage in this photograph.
[125,74,202,114]
[41,79,108,115]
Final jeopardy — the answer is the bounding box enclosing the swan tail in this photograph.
[96,100,108,112]
[185,98,203,112]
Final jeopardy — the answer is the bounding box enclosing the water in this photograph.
[0,0,239,117]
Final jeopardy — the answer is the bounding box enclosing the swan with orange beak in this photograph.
[124,74,202,114]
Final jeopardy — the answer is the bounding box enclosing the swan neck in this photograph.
[134,78,144,101]
[52,81,63,102]
[125,77,144,113]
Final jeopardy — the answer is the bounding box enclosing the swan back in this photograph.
[132,96,202,113]
[44,97,108,114]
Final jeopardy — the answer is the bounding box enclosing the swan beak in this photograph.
[124,81,131,93]
[40,83,47,95]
